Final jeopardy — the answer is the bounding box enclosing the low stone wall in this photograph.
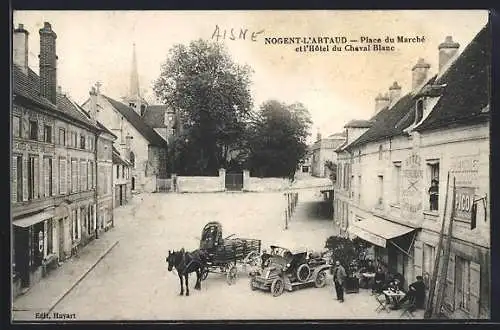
[143,176,157,193]
[244,177,291,192]
[177,176,223,193]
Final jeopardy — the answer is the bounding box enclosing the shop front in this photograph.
[13,208,55,290]
[348,217,419,290]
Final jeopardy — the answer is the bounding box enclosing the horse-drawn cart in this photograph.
[199,222,261,285]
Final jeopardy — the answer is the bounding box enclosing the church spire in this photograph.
[129,42,140,99]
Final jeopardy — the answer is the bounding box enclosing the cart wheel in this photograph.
[315,270,327,288]
[271,278,284,297]
[201,267,209,281]
[226,265,238,285]
[244,251,260,267]
[250,279,257,291]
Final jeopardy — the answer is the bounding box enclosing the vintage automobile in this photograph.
[249,245,330,296]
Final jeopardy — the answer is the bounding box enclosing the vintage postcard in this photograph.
[11,10,490,321]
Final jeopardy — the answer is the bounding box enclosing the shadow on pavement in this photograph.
[301,201,333,221]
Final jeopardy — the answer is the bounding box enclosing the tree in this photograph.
[244,100,312,178]
[154,39,253,175]
[325,236,359,274]
[324,160,337,184]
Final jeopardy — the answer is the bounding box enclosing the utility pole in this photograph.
[424,172,450,319]
[433,176,456,317]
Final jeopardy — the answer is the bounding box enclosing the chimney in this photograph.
[438,36,460,73]
[374,93,390,114]
[89,86,98,123]
[412,58,431,90]
[13,24,29,74]
[388,81,402,105]
[39,22,58,105]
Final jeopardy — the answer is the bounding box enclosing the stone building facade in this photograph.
[12,22,116,295]
[334,25,490,319]
[81,44,172,192]
[112,147,132,208]
[310,132,346,178]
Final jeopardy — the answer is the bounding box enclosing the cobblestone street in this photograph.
[13,180,423,321]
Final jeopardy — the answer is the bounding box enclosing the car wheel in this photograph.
[271,278,284,297]
[315,270,327,288]
[244,251,260,267]
[297,264,311,282]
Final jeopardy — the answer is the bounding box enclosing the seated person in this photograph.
[261,250,271,268]
[392,272,405,289]
[399,276,426,309]
[359,260,376,288]
[372,267,386,293]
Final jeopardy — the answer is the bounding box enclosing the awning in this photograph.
[13,209,55,228]
[348,217,417,249]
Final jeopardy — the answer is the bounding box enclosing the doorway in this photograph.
[119,185,123,206]
[58,218,65,261]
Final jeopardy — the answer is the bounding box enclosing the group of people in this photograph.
[330,259,426,309]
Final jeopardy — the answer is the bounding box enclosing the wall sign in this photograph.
[450,155,479,187]
[401,152,423,219]
[454,186,475,222]
[38,231,44,252]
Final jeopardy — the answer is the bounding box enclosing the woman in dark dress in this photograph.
[372,267,386,294]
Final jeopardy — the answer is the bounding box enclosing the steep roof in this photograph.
[102,95,168,147]
[347,94,415,150]
[415,24,490,131]
[76,105,117,139]
[344,119,373,128]
[13,66,100,130]
[142,105,170,128]
[112,147,131,166]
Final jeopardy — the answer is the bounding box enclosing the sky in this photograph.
[13,10,488,143]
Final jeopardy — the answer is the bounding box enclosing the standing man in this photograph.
[428,179,439,211]
[332,260,347,302]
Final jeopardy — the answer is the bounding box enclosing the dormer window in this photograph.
[129,102,136,108]
[415,98,424,124]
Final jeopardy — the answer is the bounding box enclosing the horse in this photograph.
[166,249,207,296]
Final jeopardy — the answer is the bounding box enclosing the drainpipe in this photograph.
[94,132,99,239]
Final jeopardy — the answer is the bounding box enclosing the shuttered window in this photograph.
[43,157,53,197]
[454,256,480,317]
[13,116,21,137]
[12,156,21,203]
[44,157,49,197]
[28,155,39,200]
[59,157,66,194]
[89,161,94,188]
[80,160,86,191]
[71,159,77,193]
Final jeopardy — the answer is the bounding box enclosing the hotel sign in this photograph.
[402,152,423,219]
[450,155,479,187]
